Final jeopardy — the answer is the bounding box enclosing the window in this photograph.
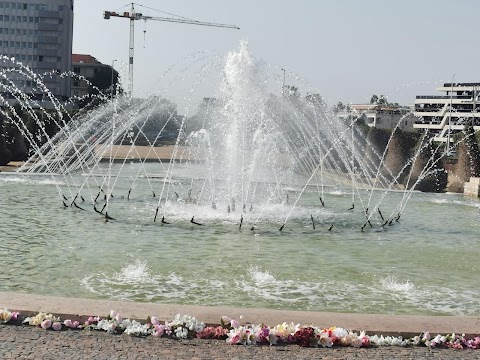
[21,42,25,48]
[16,28,20,35]
[56,56,61,62]
[16,16,21,22]
[58,18,62,24]
[38,55,43,62]
[73,79,79,87]
[3,41,7,47]
[58,5,63,11]
[4,15,9,21]
[22,29,26,35]
[29,16,33,23]
[0,15,3,21]
[9,41,14,47]
[23,3,27,10]
[15,41,19,48]
[5,2,9,8]
[34,17,38,23]
[0,28,2,34]
[4,28,7,34]
[22,16,27,22]
[0,3,3,8]
[27,42,32,48]
[73,66,80,73]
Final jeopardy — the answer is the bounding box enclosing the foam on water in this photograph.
[429,197,480,209]
[78,258,480,315]
[379,275,415,293]
[0,175,65,186]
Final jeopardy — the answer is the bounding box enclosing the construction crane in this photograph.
[104,3,240,97]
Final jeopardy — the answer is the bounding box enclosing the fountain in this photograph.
[0,42,479,316]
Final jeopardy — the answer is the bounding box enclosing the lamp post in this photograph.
[111,59,117,99]
[281,68,286,97]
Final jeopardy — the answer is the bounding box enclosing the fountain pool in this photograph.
[1,168,479,316]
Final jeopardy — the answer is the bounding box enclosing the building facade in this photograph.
[413,83,480,142]
[0,0,73,103]
[71,54,116,98]
[337,104,415,132]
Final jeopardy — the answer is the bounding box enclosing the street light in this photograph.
[281,68,286,97]
[111,59,117,99]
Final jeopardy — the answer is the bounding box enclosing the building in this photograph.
[71,54,117,99]
[0,0,73,104]
[413,83,480,142]
[337,104,415,132]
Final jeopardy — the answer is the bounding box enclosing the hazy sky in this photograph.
[73,0,479,108]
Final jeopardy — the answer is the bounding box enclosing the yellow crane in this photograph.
[104,3,240,97]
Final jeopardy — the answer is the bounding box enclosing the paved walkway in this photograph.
[0,325,477,360]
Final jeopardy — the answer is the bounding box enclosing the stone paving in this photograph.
[0,325,477,360]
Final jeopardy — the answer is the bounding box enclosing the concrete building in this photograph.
[413,83,480,142]
[0,0,73,103]
[337,104,415,132]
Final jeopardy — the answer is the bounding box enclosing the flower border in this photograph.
[1,308,479,349]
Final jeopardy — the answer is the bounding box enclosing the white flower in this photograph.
[332,327,348,338]
[124,319,150,336]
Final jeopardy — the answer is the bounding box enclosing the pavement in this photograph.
[1,292,479,359]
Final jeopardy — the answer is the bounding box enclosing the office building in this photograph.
[0,0,74,103]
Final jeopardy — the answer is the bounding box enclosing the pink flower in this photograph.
[221,316,231,325]
[41,319,52,329]
[227,333,241,344]
[64,319,72,328]
[52,322,62,331]
[115,314,123,323]
[88,316,95,323]
[72,321,80,329]
[361,336,370,347]
[150,316,160,325]
[153,324,165,337]
[230,319,240,328]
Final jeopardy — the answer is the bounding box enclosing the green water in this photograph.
[1,168,479,316]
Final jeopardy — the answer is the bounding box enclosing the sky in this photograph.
[73,0,479,110]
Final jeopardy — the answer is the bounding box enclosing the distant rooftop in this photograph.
[72,54,102,64]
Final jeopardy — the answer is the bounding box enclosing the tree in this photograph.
[410,139,447,192]
[76,67,122,109]
[370,94,388,105]
[332,101,346,114]
[305,92,326,110]
[284,85,300,99]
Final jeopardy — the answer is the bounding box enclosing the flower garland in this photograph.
[1,308,479,350]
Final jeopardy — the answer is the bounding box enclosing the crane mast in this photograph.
[104,3,239,98]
